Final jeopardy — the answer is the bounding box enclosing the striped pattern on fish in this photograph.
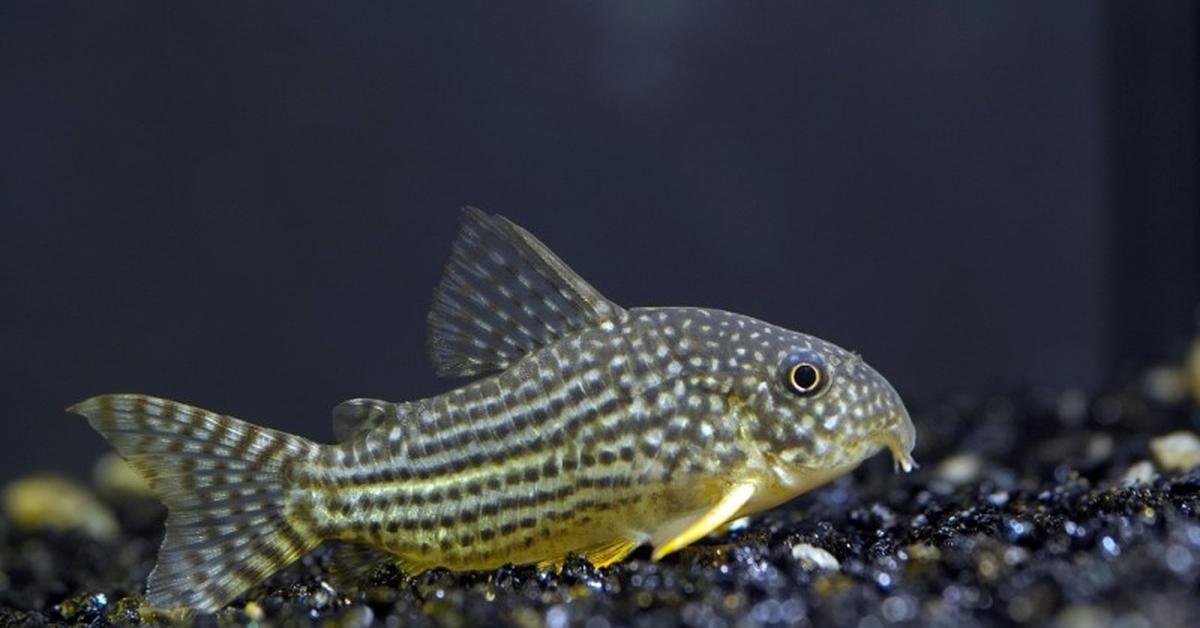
[71,208,917,613]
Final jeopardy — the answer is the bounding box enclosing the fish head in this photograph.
[722,318,917,488]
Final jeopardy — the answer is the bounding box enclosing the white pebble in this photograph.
[1121,460,1157,486]
[1150,431,1200,472]
[935,453,983,485]
[724,516,751,532]
[791,543,840,571]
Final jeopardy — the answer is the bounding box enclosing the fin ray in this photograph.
[651,483,756,561]
[537,534,644,571]
[585,535,644,568]
[327,542,395,591]
[331,398,397,441]
[427,208,627,377]
[70,394,324,613]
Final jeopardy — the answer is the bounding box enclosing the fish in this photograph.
[69,208,917,613]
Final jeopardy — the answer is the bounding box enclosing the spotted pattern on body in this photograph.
[71,208,916,613]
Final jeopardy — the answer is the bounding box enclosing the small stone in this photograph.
[1085,434,1114,465]
[2,474,118,541]
[906,543,941,561]
[881,595,916,623]
[1003,546,1029,566]
[338,605,374,627]
[1054,604,1112,628]
[977,555,999,580]
[1143,367,1189,404]
[1165,544,1194,574]
[790,544,840,571]
[1148,334,1200,405]
[1150,431,1200,472]
[935,453,983,485]
[1121,460,1157,486]
[510,607,542,628]
[546,604,570,628]
[93,453,152,497]
[724,516,751,532]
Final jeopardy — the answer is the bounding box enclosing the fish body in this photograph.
[71,209,916,612]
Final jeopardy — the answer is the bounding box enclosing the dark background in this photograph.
[2,2,1197,480]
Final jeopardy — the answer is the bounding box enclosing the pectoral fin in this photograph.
[582,535,644,568]
[327,542,394,590]
[331,398,396,441]
[536,534,644,571]
[651,482,756,561]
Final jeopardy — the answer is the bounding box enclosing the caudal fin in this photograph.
[70,394,324,613]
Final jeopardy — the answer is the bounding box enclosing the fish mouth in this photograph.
[858,362,917,473]
[879,406,918,473]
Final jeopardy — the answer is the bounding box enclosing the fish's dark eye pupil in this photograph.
[788,363,822,394]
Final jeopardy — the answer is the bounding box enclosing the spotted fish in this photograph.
[70,208,917,612]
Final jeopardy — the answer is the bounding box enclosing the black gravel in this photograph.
[4,365,1200,627]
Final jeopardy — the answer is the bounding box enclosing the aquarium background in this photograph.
[1,2,1196,480]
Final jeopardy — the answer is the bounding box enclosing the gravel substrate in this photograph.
[3,365,1200,627]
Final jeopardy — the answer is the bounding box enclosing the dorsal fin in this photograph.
[331,398,396,441]
[427,208,626,378]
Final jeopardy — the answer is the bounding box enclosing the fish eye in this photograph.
[785,361,825,396]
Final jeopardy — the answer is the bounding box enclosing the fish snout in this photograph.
[863,370,917,473]
[886,404,918,472]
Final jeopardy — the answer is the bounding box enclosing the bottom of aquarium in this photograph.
[3,363,1200,627]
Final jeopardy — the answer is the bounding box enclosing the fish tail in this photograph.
[69,394,324,613]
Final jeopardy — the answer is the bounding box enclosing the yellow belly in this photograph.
[339,475,735,573]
